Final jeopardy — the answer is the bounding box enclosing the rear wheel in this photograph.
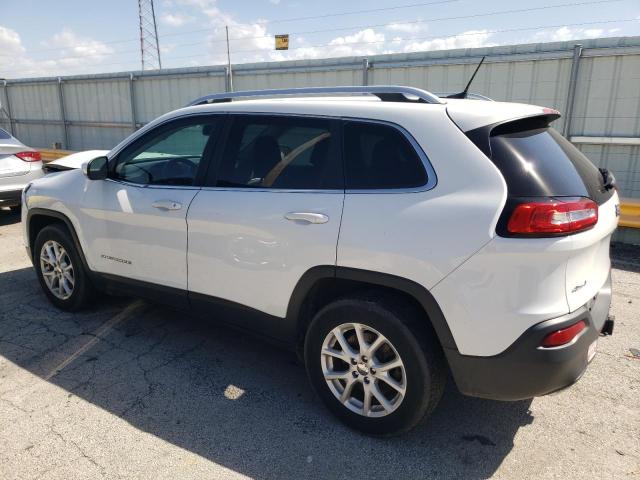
[34,224,95,311]
[304,293,446,436]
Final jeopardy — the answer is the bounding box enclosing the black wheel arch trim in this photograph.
[287,265,459,352]
[26,208,91,273]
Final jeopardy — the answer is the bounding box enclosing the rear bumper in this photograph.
[447,271,612,401]
[0,189,23,207]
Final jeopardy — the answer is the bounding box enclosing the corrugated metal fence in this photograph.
[1,36,639,235]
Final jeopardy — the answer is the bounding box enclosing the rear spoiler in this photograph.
[462,112,561,158]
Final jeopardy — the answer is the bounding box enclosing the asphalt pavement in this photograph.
[0,208,638,480]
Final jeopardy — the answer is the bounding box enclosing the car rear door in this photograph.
[186,113,344,337]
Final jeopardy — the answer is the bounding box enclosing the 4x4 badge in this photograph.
[572,280,587,293]
[615,204,621,217]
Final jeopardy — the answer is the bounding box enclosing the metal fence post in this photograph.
[57,77,70,149]
[563,44,583,138]
[129,73,138,131]
[2,80,15,135]
[362,58,370,86]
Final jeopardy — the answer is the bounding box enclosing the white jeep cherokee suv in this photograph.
[22,86,619,435]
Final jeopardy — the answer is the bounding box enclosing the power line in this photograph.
[0,18,632,77]
[230,0,629,42]
[243,0,459,25]
[1,0,628,58]
[228,18,635,55]
[0,0,634,66]
[0,0,460,57]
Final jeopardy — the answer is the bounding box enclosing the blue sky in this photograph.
[1,0,639,78]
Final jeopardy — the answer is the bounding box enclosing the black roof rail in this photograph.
[187,85,444,106]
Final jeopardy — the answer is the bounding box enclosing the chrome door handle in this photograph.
[285,212,329,224]
[152,200,182,211]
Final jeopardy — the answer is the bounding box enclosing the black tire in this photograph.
[304,292,446,436]
[33,223,95,311]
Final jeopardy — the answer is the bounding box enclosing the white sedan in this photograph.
[0,128,44,210]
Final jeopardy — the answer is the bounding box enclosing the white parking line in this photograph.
[43,300,146,381]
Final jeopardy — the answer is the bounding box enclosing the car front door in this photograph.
[78,115,222,299]
[187,114,344,337]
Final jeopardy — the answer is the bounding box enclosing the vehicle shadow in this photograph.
[0,266,533,480]
[0,208,21,226]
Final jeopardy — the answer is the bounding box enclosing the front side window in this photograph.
[343,121,428,189]
[114,117,219,186]
[214,115,341,189]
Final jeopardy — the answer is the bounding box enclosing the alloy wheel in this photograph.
[320,322,407,417]
[40,240,75,300]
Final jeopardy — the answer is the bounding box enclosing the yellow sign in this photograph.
[275,34,289,50]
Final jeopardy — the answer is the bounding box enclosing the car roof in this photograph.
[168,96,556,133]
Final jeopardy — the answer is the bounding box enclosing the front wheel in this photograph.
[304,294,446,436]
[34,224,95,311]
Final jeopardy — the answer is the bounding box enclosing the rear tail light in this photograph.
[15,151,42,162]
[507,197,598,235]
[540,320,586,347]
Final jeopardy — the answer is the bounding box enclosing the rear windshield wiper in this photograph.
[599,168,616,191]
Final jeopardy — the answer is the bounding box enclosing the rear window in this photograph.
[489,126,612,205]
[0,128,11,140]
[343,121,427,189]
[215,115,341,190]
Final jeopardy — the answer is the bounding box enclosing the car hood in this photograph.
[46,150,109,171]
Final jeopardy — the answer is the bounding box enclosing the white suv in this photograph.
[22,86,619,435]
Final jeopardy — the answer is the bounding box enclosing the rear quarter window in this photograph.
[0,128,11,140]
[343,121,428,189]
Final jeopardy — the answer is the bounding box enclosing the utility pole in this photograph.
[138,0,162,70]
[226,26,233,92]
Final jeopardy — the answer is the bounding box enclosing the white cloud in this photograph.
[326,29,385,56]
[385,22,425,34]
[403,30,495,52]
[49,29,113,62]
[0,26,116,78]
[0,26,25,57]
[160,13,194,27]
[533,26,622,42]
[269,0,281,4]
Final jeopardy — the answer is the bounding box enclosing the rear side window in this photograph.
[214,115,341,189]
[343,121,427,189]
[489,126,612,204]
[0,128,11,139]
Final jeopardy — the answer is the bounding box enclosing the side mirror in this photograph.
[83,156,108,180]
